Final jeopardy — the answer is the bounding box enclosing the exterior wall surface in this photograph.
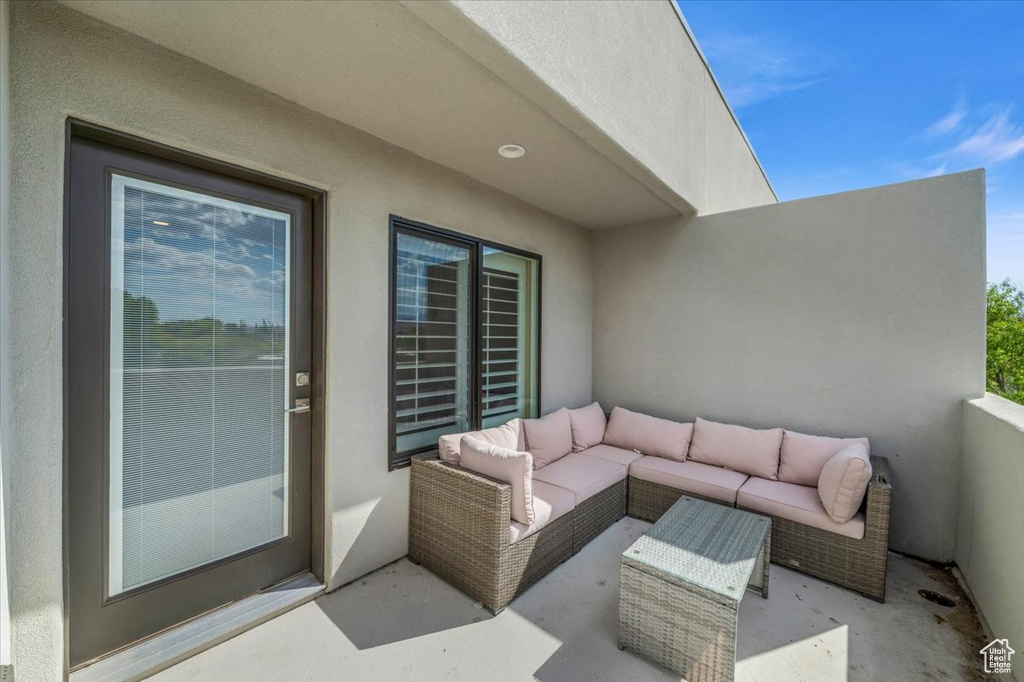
[593,172,987,560]
[956,394,1024,656]
[6,3,594,679]
[702,76,778,214]
[424,0,776,216]
[0,0,12,670]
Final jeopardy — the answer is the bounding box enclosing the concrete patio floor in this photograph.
[147,517,997,682]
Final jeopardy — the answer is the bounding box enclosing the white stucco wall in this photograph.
[6,2,594,679]
[702,75,778,215]
[0,0,13,670]
[956,394,1024,655]
[593,171,986,561]
[413,0,776,217]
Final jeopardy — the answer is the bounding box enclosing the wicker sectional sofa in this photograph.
[410,458,627,613]
[627,456,891,601]
[409,405,892,614]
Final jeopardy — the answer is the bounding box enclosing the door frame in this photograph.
[61,118,328,672]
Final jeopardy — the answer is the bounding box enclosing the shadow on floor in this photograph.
[299,516,994,682]
[316,558,491,650]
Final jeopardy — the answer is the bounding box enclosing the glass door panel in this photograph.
[109,175,291,596]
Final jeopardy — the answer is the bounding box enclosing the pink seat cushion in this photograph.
[459,435,535,525]
[509,480,575,544]
[628,456,749,505]
[579,444,643,467]
[817,443,873,523]
[737,477,865,540]
[523,408,574,469]
[532,452,627,504]
[568,402,608,452]
[437,418,525,467]
[779,429,871,486]
[602,406,692,462]
[688,418,783,479]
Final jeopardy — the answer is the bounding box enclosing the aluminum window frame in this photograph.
[387,215,542,471]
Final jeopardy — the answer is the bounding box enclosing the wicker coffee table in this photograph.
[619,495,771,682]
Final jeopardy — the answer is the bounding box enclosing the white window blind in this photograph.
[109,175,290,596]
[393,233,471,454]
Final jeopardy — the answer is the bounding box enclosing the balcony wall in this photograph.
[956,394,1024,655]
[593,171,987,561]
[4,3,595,679]
[0,0,12,673]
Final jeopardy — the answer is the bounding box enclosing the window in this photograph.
[389,217,540,469]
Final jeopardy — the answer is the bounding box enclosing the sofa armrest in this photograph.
[409,458,512,559]
[864,455,892,541]
[868,455,891,491]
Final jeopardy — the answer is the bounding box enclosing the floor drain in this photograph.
[918,589,956,607]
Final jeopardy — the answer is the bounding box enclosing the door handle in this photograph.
[285,398,311,414]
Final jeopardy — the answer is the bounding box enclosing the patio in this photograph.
[2,4,1018,682]
[148,517,994,682]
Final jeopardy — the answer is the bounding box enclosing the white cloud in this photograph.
[698,32,827,109]
[894,160,949,181]
[124,236,282,323]
[949,111,1024,164]
[901,107,1024,181]
[925,101,967,137]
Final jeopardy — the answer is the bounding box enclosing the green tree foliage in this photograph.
[122,291,284,367]
[987,279,1024,404]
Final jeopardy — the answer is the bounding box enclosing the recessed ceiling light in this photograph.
[152,220,170,226]
[498,144,526,159]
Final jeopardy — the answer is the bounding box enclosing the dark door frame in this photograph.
[61,118,327,673]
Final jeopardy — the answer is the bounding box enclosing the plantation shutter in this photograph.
[389,221,539,466]
[482,268,521,425]
[393,233,472,455]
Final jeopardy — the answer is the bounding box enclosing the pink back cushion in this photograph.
[437,418,525,467]
[460,435,535,525]
[602,407,692,462]
[523,408,574,469]
[688,417,783,479]
[568,402,607,452]
[779,430,871,486]
[817,443,872,523]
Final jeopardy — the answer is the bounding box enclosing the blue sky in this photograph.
[678,0,1024,287]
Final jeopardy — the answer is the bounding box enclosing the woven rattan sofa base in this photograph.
[409,458,573,614]
[627,476,724,523]
[572,479,627,554]
[738,456,891,602]
[628,456,892,602]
